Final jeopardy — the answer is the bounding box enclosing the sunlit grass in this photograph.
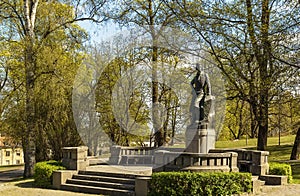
[216,135,295,149]
[0,164,24,172]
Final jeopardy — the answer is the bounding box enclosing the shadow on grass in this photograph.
[291,164,300,184]
[266,144,293,162]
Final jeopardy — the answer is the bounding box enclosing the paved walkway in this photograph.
[254,184,300,195]
[1,165,300,195]
[86,165,153,176]
[0,167,23,183]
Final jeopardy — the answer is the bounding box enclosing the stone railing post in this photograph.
[229,152,239,172]
[251,151,269,175]
[154,150,169,172]
[109,145,122,164]
[135,176,152,196]
[62,146,88,170]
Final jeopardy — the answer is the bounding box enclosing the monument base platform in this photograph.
[185,122,215,153]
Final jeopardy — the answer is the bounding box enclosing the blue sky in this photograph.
[79,20,121,43]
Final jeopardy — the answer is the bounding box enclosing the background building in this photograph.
[0,136,24,166]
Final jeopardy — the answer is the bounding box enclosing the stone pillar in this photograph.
[154,150,169,172]
[199,123,208,153]
[62,146,88,170]
[207,128,216,150]
[185,123,210,153]
[52,170,78,189]
[251,151,269,175]
[109,145,122,164]
[185,123,199,153]
[229,152,239,172]
[135,176,152,196]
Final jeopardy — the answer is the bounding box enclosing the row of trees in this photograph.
[0,0,299,177]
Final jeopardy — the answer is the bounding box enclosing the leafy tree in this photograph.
[167,0,300,150]
[92,38,151,146]
[107,0,178,146]
[0,0,106,177]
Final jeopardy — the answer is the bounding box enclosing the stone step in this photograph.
[79,170,138,179]
[252,176,265,185]
[66,178,135,190]
[259,175,288,185]
[259,180,265,186]
[61,183,135,196]
[73,174,136,185]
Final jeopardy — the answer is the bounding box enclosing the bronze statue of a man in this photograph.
[190,64,211,123]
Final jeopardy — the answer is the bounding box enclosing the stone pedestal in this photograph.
[135,176,152,196]
[185,122,215,153]
[62,146,88,170]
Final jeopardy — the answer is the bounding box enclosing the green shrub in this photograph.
[269,162,293,183]
[149,172,252,196]
[34,160,65,188]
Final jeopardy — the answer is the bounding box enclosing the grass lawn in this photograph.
[216,135,300,183]
[215,134,295,149]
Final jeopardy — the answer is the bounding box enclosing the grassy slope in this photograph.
[216,135,300,183]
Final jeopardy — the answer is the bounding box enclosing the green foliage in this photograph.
[34,160,65,188]
[269,162,293,183]
[149,172,252,196]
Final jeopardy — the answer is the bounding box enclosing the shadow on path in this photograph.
[0,169,24,183]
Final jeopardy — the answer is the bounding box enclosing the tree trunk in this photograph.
[23,0,39,178]
[151,34,163,146]
[257,0,271,151]
[246,0,271,151]
[290,127,300,160]
[24,38,37,177]
[257,64,269,150]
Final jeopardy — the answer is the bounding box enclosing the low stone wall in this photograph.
[109,146,184,165]
[109,146,156,164]
[154,151,239,172]
[209,149,269,176]
[52,170,78,189]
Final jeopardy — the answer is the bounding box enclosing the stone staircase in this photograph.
[60,170,136,196]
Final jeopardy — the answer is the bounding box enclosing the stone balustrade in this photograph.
[209,149,269,176]
[109,146,156,164]
[154,151,239,172]
[120,146,156,156]
[109,146,187,165]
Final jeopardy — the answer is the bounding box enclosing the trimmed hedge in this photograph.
[34,160,65,188]
[269,162,293,183]
[149,172,252,196]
